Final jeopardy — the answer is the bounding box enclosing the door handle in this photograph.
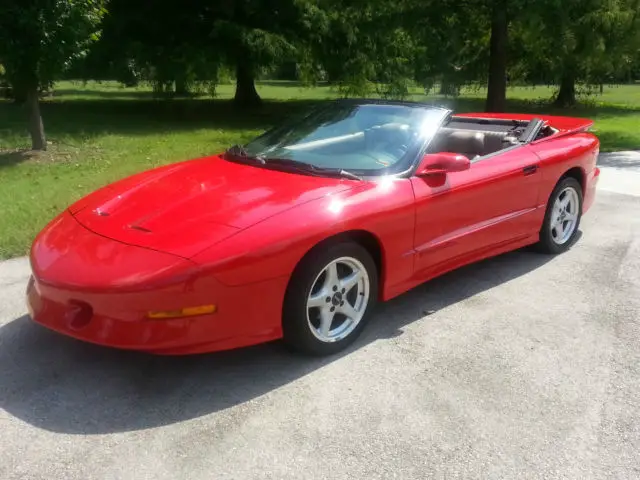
[523,165,538,176]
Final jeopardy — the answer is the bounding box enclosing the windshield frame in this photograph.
[238,100,452,178]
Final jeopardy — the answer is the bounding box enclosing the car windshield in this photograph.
[241,102,449,175]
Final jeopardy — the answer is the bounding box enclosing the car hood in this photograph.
[70,155,352,258]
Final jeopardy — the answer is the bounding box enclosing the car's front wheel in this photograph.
[537,176,583,254]
[282,242,378,356]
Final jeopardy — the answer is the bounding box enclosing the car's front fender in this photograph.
[190,178,417,298]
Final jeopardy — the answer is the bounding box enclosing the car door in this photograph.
[410,145,542,278]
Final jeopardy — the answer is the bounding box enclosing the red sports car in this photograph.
[27,100,600,356]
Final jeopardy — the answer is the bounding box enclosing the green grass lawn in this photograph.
[1,80,639,259]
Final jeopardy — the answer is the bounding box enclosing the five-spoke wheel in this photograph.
[538,176,583,254]
[550,186,580,245]
[306,257,370,343]
[283,242,378,355]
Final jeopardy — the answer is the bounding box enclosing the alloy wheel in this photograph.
[550,186,580,245]
[306,257,370,343]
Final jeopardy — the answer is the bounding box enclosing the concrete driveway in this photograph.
[1,154,639,480]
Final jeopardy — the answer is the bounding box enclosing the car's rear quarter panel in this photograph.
[528,132,600,212]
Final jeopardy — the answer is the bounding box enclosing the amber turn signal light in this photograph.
[146,304,217,319]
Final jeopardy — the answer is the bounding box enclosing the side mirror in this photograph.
[415,152,471,176]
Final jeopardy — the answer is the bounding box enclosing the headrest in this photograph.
[445,131,485,152]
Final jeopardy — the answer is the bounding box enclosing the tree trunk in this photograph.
[485,4,508,112]
[26,87,46,151]
[152,81,165,97]
[234,58,261,107]
[175,77,188,96]
[554,72,577,107]
[439,77,458,96]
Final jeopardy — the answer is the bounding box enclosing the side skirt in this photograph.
[383,233,540,301]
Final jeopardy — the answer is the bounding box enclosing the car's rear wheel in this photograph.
[282,242,378,356]
[537,177,583,254]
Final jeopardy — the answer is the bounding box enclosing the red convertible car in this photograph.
[27,100,600,356]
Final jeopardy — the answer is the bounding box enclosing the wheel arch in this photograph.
[560,166,586,193]
[287,229,386,300]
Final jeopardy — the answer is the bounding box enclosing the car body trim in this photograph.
[415,207,539,253]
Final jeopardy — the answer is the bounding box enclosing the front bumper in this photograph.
[27,273,287,355]
[27,211,287,355]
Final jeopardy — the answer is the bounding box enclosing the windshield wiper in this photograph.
[225,144,266,164]
[335,169,363,181]
[225,151,363,180]
[261,157,363,181]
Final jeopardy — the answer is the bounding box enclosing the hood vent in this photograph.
[130,225,152,233]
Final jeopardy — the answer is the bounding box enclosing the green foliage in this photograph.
[513,0,640,103]
[86,0,222,95]
[309,1,419,99]
[2,0,640,111]
[408,0,492,91]
[41,0,640,107]
[0,0,107,91]
[86,0,330,101]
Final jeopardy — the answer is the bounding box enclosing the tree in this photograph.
[0,0,106,150]
[312,0,427,98]
[403,0,489,99]
[485,0,508,112]
[90,0,223,97]
[413,0,522,112]
[209,1,328,106]
[92,0,327,106]
[515,0,640,107]
[483,0,535,112]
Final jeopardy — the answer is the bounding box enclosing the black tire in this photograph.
[537,177,583,254]
[282,242,379,356]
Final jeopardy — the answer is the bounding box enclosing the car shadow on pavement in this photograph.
[0,245,562,434]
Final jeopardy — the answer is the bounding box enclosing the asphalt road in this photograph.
[1,154,639,480]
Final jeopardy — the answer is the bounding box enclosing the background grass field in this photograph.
[1,81,639,259]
